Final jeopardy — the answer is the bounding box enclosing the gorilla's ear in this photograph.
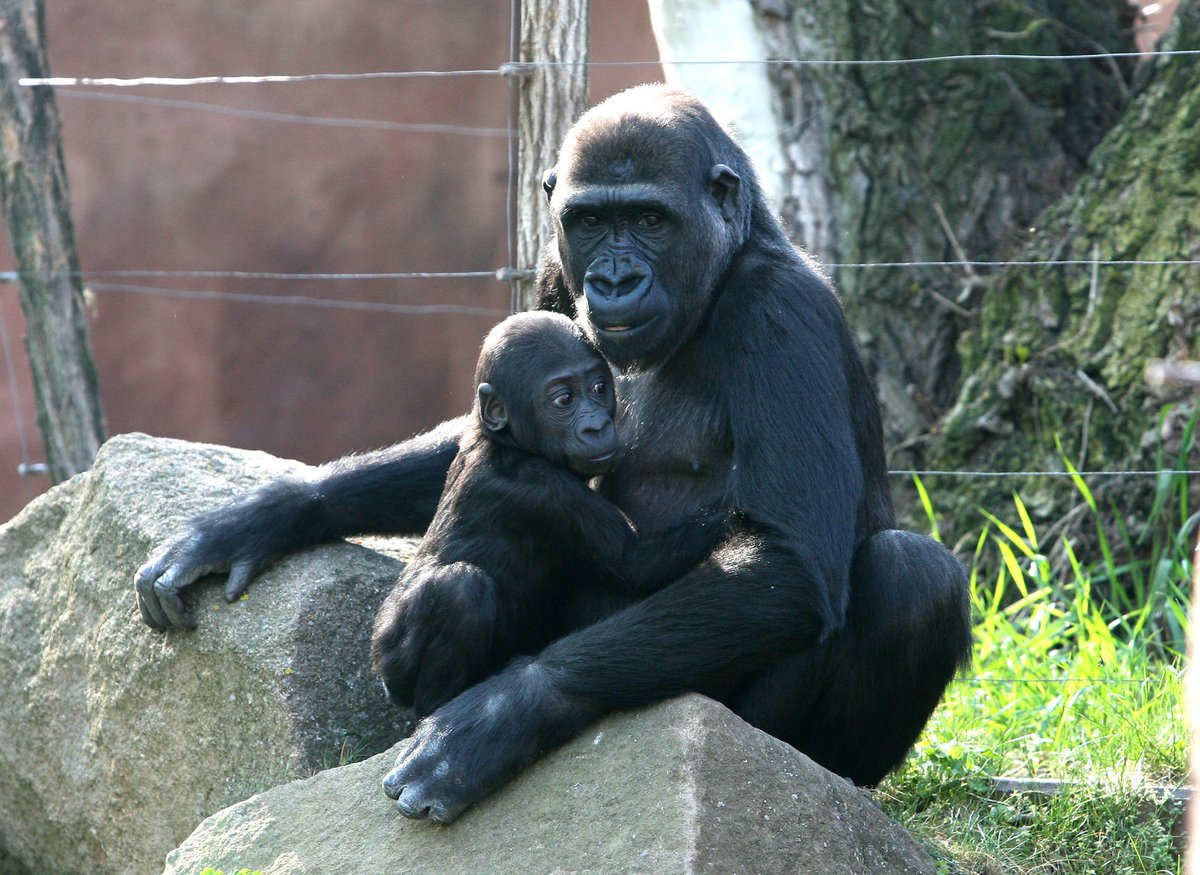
[477,383,509,433]
[542,169,558,204]
[708,164,742,223]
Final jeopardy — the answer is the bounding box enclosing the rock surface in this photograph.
[0,434,415,875]
[165,694,935,875]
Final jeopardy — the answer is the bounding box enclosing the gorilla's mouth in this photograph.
[590,315,665,366]
[594,315,657,337]
[573,450,616,477]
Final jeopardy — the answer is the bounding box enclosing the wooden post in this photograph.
[0,0,105,482]
[508,0,589,312]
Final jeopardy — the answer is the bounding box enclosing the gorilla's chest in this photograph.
[605,371,731,529]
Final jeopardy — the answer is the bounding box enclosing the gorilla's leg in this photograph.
[372,564,505,716]
[373,562,574,718]
[734,530,971,785]
[382,535,828,822]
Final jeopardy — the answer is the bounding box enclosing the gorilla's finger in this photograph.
[154,588,196,630]
[134,562,170,630]
[152,564,201,630]
[394,783,433,820]
[382,763,408,800]
[224,559,257,602]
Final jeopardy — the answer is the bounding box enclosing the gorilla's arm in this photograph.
[492,456,729,595]
[601,509,729,594]
[383,527,832,823]
[135,415,468,630]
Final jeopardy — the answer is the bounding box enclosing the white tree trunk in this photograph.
[646,0,837,263]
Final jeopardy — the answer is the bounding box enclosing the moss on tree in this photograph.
[765,0,1137,453]
[926,2,1200,550]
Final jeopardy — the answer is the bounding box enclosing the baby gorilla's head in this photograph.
[474,312,618,477]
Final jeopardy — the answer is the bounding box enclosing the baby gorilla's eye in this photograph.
[551,392,574,408]
[590,378,608,395]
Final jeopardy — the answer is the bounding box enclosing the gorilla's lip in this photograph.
[573,451,616,477]
[593,316,656,337]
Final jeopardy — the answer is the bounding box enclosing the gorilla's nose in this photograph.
[585,257,648,300]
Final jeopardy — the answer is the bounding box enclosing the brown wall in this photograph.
[0,1,661,521]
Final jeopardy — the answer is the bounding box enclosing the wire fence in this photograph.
[2,27,1198,491]
[17,45,1200,89]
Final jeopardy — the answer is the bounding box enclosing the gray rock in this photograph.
[165,694,935,875]
[0,434,416,875]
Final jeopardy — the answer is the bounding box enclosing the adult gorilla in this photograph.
[136,85,971,823]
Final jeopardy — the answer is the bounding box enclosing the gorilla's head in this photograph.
[543,85,760,369]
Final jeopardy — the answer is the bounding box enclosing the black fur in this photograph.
[135,85,971,823]
[371,311,725,722]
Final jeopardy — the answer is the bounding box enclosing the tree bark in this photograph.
[0,0,104,483]
[511,0,589,312]
[928,2,1200,545]
[652,0,1136,461]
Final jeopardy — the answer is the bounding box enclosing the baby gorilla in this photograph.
[371,311,725,719]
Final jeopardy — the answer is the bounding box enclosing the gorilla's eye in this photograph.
[551,391,574,408]
[637,212,663,227]
[580,214,602,228]
[590,378,608,395]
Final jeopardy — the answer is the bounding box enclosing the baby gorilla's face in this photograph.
[475,313,618,477]
[533,348,618,477]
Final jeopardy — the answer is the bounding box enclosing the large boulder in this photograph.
[165,694,935,875]
[0,434,416,875]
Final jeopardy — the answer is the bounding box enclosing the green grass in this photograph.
[878,447,1194,874]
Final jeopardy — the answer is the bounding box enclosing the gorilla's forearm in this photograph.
[315,414,467,538]
[134,415,466,630]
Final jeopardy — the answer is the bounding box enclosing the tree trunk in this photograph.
[511,0,589,312]
[772,0,1137,464]
[651,0,1136,461]
[0,0,104,483]
[928,2,1200,546]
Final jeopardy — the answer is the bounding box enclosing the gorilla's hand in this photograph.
[382,659,592,823]
[134,478,322,630]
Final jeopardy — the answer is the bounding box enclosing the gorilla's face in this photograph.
[544,92,747,370]
[475,312,618,478]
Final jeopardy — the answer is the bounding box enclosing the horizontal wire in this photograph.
[574,49,1200,67]
[1,257,1197,287]
[21,69,503,87]
[57,88,511,137]
[836,258,1200,269]
[20,47,1200,89]
[960,676,1178,685]
[0,269,503,283]
[87,282,508,317]
[78,269,498,281]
